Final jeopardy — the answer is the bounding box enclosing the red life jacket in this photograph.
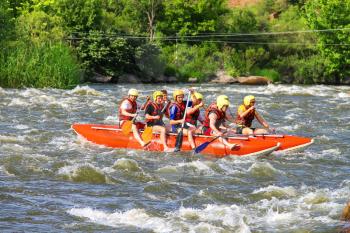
[185,108,200,126]
[146,102,164,123]
[168,102,186,120]
[202,103,226,129]
[118,98,137,121]
[163,101,171,118]
[235,104,255,127]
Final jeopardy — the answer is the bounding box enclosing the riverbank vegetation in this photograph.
[0,0,349,88]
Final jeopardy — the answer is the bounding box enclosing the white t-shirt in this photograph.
[121,99,133,110]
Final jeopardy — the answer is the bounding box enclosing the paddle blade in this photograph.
[142,126,153,143]
[194,142,210,154]
[121,121,132,135]
[174,130,184,152]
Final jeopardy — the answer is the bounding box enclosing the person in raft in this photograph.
[118,88,148,147]
[185,92,205,134]
[235,95,273,135]
[161,89,171,118]
[201,96,237,150]
[168,89,197,149]
[145,91,173,152]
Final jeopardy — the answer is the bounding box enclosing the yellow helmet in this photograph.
[244,95,255,106]
[217,95,229,102]
[153,91,163,101]
[192,92,203,100]
[128,88,139,96]
[173,89,184,100]
[217,98,230,110]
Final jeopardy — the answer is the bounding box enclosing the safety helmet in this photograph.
[192,92,203,100]
[128,88,139,96]
[244,95,255,106]
[173,89,184,100]
[217,95,229,103]
[153,91,163,101]
[217,98,230,110]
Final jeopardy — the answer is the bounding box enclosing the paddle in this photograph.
[194,130,230,154]
[174,91,191,152]
[121,98,150,136]
[141,100,170,143]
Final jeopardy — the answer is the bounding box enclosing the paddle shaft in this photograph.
[174,91,191,151]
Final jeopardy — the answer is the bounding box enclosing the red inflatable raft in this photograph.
[71,124,281,158]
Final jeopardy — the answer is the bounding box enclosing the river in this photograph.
[0,84,350,232]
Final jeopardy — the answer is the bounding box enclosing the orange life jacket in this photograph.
[118,98,137,121]
[202,103,226,129]
[235,104,255,127]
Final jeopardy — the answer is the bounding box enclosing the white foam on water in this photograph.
[337,92,350,98]
[175,204,251,232]
[13,124,29,130]
[104,115,118,124]
[0,144,31,153]
[8,98,28,106]
[67,207,171,232]
[0,135,26,143]
[252,185,297,198]
[68,85,104,96]
[248,162,280,176]
[189,222,225,233]
[21,88,45,97]
[177,160,214,174]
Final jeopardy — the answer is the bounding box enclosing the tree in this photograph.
[304,0,350,83]
[0,0,14,44]
[158,0,228,37]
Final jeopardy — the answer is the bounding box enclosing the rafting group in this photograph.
[119,88,274,152]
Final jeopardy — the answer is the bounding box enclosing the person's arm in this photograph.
[255,111,269,128]
[186,101,203,115]
[238,106,255,119]
[145,104,160,120]
[169,106,183,125]
[209,113,222,135]
[121,101,136,117]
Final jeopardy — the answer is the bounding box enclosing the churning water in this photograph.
[0,84,350,232]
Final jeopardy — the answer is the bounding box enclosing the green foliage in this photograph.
[75,31,137,78]
[272,55,330,84]
[16,9,64,43]
[224,8,258,33]
[158,0,227,36]
[0,0,14,44]
[223,47,270,77]
[253,68,280,82]
[304,0,350,82]
[54,0,103,32]
[0,42,81,88]
[135,44,166,79]
[162,43,220,82]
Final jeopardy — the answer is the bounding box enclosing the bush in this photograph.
[272,54,330,84]
[0,42,81,88]
[161,43,221,82]
[253,68,280,82]
[223,47,270,77]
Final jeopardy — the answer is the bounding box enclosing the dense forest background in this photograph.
[0,0,349,88]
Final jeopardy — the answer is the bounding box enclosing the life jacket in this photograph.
[168,101,186,121]
[185,108,200,126]
[118,98,137,121]
[202,103,226,129]
[235,104,255,127]
[163,101,171,118]
[146,102,164,123]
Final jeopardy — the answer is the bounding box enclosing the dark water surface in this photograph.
[0,84,350,232]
